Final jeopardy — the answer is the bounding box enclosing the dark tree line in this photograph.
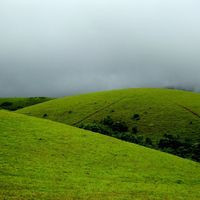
[78,115,200,162]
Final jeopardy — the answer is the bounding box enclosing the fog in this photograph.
[0,0,200,97]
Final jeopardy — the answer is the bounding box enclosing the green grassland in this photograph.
[0,97,53,111]
[17,88,200,143]
[0,110,200,199]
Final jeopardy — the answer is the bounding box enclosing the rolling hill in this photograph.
[16,88,200,160]
[0,97,53,111]
[16,88,200,140]
[0,110,200,199]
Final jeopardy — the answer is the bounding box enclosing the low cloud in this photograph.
[0,0,200,97]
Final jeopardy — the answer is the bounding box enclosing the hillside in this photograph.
[17,88,200,160]
[0,110,200,199]
[0,97,53,111]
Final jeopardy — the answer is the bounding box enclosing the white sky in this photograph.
[0,0,200,96]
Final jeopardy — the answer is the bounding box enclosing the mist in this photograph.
[0,0,200,97]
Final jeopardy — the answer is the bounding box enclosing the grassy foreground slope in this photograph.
[17,88,200,142]
[0,97,53,111]
[0,111,200,199]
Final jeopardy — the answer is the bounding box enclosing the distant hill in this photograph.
[0,110,200,199]
[17,88,200,161]
[0,97,53,111]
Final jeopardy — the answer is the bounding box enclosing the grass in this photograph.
[0,97,53,111]
[0,110,200,199]
[17,88,200,143]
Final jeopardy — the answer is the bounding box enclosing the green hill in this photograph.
[0,110,200,199]
[0,97,53,111]
[17,88,200,160]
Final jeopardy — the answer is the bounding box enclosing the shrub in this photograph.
[112,121,128,132]
[78,123,110,135]
[16,106,23,110]
[132,126,138,134]
[1,101,13,107]
[157,134,200,161]
[158,134,182,149]
[192,143,200,162]
[116,132,138,143]
[101,116,114,126]
[136,135,144,144]
[43,113,48,118]
[0,102,13,110]
[101,116,128,132]
[132,114,140,121]
[145,137,153,146]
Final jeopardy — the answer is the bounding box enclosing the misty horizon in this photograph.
[1,0,200,97]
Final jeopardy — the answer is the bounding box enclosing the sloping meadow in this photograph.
[0,110,200,199]
[17,88,200,161]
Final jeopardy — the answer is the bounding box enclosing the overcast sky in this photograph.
[0,0,200,97]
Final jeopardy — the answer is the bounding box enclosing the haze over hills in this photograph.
[0,110,200,199]
[1,0,200,97]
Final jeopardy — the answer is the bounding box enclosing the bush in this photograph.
[132,126,138,134]
[158,134,182,149]
[78,120,200,162]
[115,132,137,143]
[132,114,140,121]
[0,102,13,109]
[111,121,128,132]
[78,123,110,135]
[145,138,153,146]
[101,116,128,132]
[136,135,144,144]
[157,134,200,162]
[101,116,114,126]
[192,143,200,162]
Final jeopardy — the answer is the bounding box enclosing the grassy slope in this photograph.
[0,110,200,199]
[17,88,200,142]
[0,97,53,111]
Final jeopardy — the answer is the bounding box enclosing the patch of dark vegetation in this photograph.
[68,110,73,114]
[101,116,128,132]
[158,134,200,162]
[176,180,184,184]
[132,114,140,121]
[112,121,128,132]
[101,116,114,126]
[78,116,200,162]
[0,97,52,111]
[78,116,154,149]
[16,106,23,110]
[145,137,153,146]
[43,113,48,118]
[132,126,138,134]
[0,102,13,110]
[78,123,110,135]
